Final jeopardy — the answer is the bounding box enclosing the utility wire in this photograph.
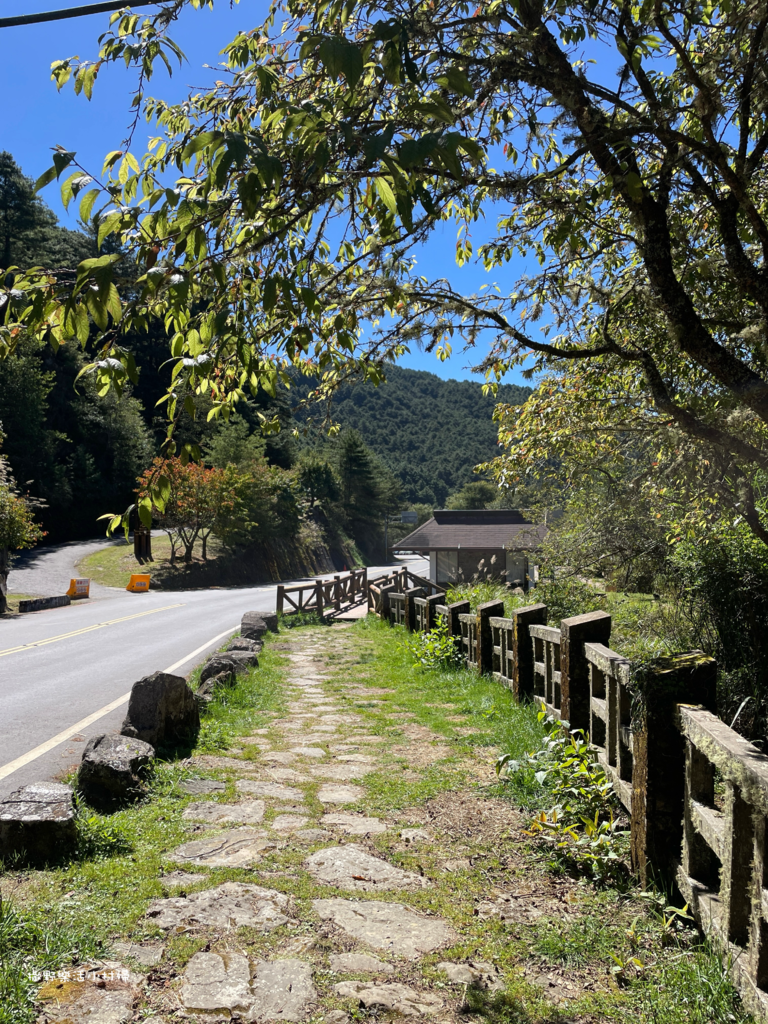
[0,1,161,29]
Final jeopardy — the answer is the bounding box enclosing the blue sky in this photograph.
[1,0,530,386]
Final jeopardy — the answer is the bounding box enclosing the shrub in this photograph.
[498,708,629,882]
[400,618,464,670]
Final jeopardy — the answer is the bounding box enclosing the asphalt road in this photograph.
[0,552,427,799]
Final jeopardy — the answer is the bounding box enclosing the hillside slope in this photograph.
[297,366,530,506]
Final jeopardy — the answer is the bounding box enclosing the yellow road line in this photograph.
[0,603,186,659]
[0,623,238,782]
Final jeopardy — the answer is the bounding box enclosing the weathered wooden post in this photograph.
[315,579,325,622]
[446,600,470,639]
[379,583,396,623]
[333,575,341,612]
[512,603,548,700]
[631,652,716,884]
[425,594,442,631]
[476,600,505,675]
[404,587,426,631]
[560,611,612,732]
[361,567,368,604]
[277,585,285,615]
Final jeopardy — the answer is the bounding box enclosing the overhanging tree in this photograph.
[6,0,768,536]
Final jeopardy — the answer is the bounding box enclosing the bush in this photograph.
[400,618,464,669]
[498,708,629,882]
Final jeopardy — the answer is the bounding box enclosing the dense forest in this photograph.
[293,368,530,506]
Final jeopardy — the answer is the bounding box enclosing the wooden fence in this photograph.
[373,594,768,1020]
[276,568,368,619]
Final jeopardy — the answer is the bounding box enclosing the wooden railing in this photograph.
[370,587,768,1019]
[276,567,368,619]
[676,704,768,1019]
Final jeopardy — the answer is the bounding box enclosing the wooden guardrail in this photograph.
[276,567,367,619]
[372,590,768,1019]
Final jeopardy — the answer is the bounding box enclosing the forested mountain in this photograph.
[295,366,530,506]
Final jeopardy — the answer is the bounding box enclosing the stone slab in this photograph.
[291,747,327,759]
[321,814,387,836]
[310,764,375,781]
[113,941,164,966]
[181,951,253,1012]
[271,814,310,831]
[329,953,394,975]
[182,800,265,825]
[266,768,312,783]
[317,784,365,804]
[305,845,427,891]
[0,782,76,865]
[334,981,443,1016]
[247,959,317,1021]
[170,827,272,868]
[237,780,304,801]
[146,881,290,931]
[294,829,331,843]
[37,963,140,1024]
[313,899,455,959]
[180,778,226,795]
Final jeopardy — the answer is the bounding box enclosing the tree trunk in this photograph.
[0,546,8,615]
[201,530,210,561]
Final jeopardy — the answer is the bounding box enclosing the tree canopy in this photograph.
[5,0,768,536]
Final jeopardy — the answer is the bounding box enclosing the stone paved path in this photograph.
[37,624,592,1023]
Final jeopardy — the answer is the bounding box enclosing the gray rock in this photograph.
[270,814,310,831]
[437,961,503,991]
[322,814,386,836]
[170,827,272,868]
[291,747,326,759]
[248,959,316,1021]
[77,733,155,809]
[200,651,258,685]
[316,784,365,804]
[0,783,76,866]
[146,881,290,931]
[293,829,330,842]
[305,845,427,891]
[313,899,455,959]
[121,671,199,749]
[334,982,442,1016]
[227,637,263,654]
[113,941,165,966]
[237,780,304,802]
[37,961,140,1023]
[329,952,394,975]
[310,764,375,781]
[262,751,297,765]
[241,611,277,639]
[181,952,253,1012]
[179,778,226,795]
[182,800,265,825]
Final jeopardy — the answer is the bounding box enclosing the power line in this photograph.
[0,1,161,29]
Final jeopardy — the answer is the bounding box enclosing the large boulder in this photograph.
[199,651,258,685]
[226,637,262,654]
[78,733,155,809]
[121,671,199,749]
[241,611,278,639]
[0,782,76,865]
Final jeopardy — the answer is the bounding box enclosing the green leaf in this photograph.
[374,177,397,214]
[318,36,364,88]
[79,188,100,222]
[34,165,58,193]
[102,150,123,175]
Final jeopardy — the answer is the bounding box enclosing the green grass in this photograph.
[0,616,754,1024]
[76,534,224,589]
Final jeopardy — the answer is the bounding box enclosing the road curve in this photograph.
[0,555,427,799]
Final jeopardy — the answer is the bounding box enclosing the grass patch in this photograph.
[76,534,224,589]
[3,594,35,614]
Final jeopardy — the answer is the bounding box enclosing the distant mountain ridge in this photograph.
[296,365,531,506]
